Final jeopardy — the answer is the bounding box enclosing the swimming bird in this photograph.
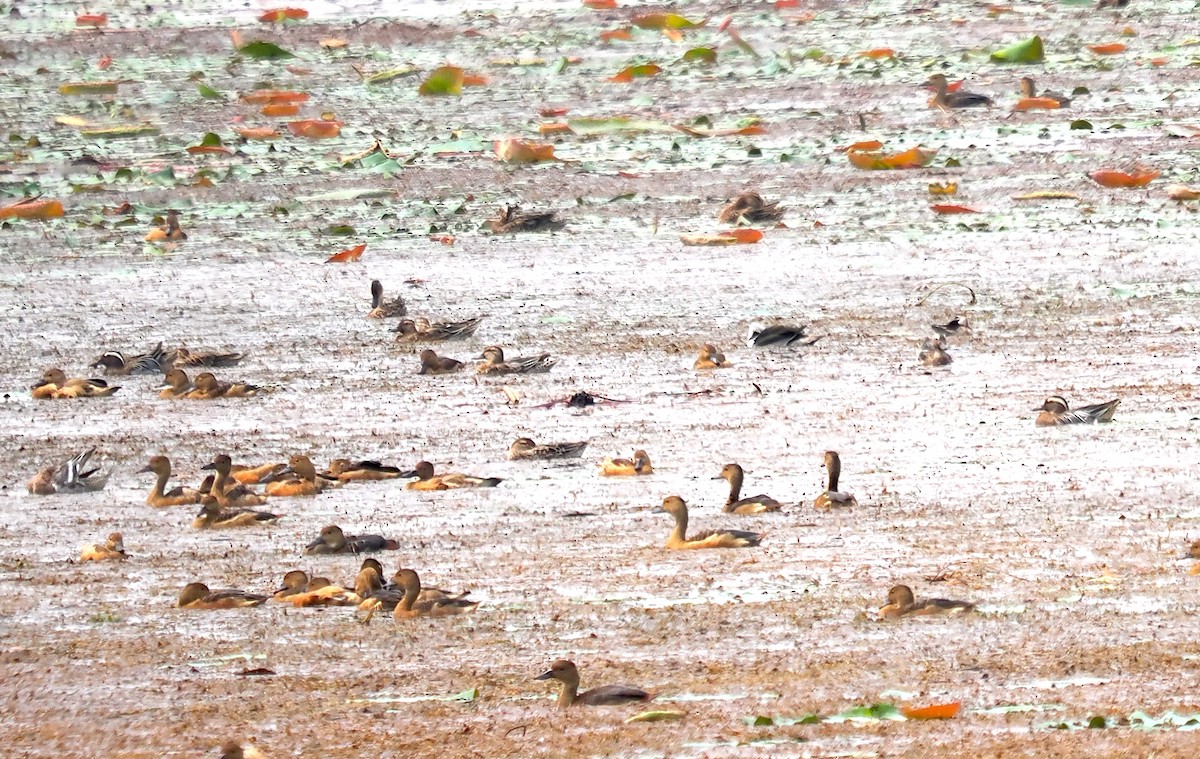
[401,461,503,489]
[273,570,311,601]
[694,344,732,369]
[599,450,652,476]
[393,316,484,342]
[172,347,246,367]
[138,456,203,507]
[1035,395,1120,426]
[91,342,170,375]
[31,368,119,399]
[218,741,267,759]
[814,451,857,509]
[924,74,993,109]
[368,280,407,319]
[200,454,269,509]
[715,464,783,514]
[535,660,653,708]
[485,205,564,234]
[476,345,556,375]
[287,576,361,608]
[302,524,399,555]
[391,569,479,619]
[192,501,281,529]
[81,532,128,562]
[1018,76,1070,107]
[263,455,336,497]
[187,372,266,399]
[177,583,268,609]
[718,191,784,225]
[746,322,818,349]
[879,584,975,618]
[159,369,193,398]
[919,336,952,367]
[325,459,405,481]
[27,448,109,494]
[657,495,763,549]
[418,349,465,375]
[931,316,970,338]
[507,437,589,460]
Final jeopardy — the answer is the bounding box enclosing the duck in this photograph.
[138,455,203,507]
[187,372,265,399]
[931,316,970,338]
[27,448,109,494]
[1035,395,1120,426]
[919,335,952,366]
[80,532,129,562]
[391,568,479,619]
[535,660,653,708]
[163,209,187,241]
[192,501,281,529]
[229,461,288,485]
[177,583,268,609]
[31,368,120,399]
[264,455,336,497]
[325,458,405,481]
[924,73,993,109]
[91,342,170,375]
[287,576,361,608]
[657,495,763,549]
[718,191,784,225]
[393,316,484,342]
[401,461,503,490]
[302,524,399,555]
[159,369,194,398]
[1019,76,1070,107]
[418,349,465,375]
[368,279,407,319]
[715,464,783,514]
[218,742,267,759]
[879,584,975,619]
[273,570,311,601]
[476,345,556,375]
[507,437,589,461]
[356,564,470,615]
[485,204,564,234]
[694,344,732,370]
[172,347,246,367]
[746,322,819,349]
[200,454,269,508]
[814,451,857,509]
[599,450,652,476]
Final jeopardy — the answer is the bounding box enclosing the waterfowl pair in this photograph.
[814,451,857,509]
[178,583,268,609]
[718,191,784,225]
[657,496,763,549]
[27,448,109,494]
[508,437,589,460]
[262,455,337,497]
[485,205,563,234]
[1035,396,1120,426]
[715,464,782,514]
[402,461,502,490]
[355,563,472,613]
[31,369,119,399]
[879,585,975,619]
[694,344,731,369]
[81,532,128,562]
[535,660,652,708]
[391,569,479,619]
[600,450,653,476]
[476,346,555,375]
[138,456,203,507]
[394,316,484,342]
[303,525,399,555]
[273,571,360,607]
[368,280,407,319]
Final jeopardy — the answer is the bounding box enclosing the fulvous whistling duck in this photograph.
[657,495,763,549]
[391,568,479,619]
[880,584,975,619]
[302,524,399,555]
[200,455,269,508]
[192,501,280,529]
[31,368,119,399]
[535,660,652,708]
[138,455,203,507]
[716,464,783,514]
[814,451,857,509]
[263,455,334,497]
[599,450,652,476]
[694,344,732,370]
[401,461,502,490]
[177,583,268,609]
[925,73,993,109]
[80,532,128,562]
[418,349,464,375]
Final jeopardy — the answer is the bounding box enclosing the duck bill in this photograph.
[135,464,154,474]
[397,469,418,479]
[200,462,218,471]
[534,670,555,681]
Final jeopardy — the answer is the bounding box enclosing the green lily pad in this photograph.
[826,704,905,723]
[197,83,224,100]
[682,47,717,65]
[81,124,160,138]
[419,65,464,96]
[239,41,295,60]
[991,35,1045,64]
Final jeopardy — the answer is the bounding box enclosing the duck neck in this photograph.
[557,679,579,708]
[670,510,689,543]
[725,472,744,508]
[826,458,841,492]
[152,470,170,498]
[399,579,420,611]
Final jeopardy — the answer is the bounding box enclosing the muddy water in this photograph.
[3,0,1200,756]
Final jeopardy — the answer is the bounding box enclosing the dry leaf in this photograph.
[494,138,556,164]
[679,229,763,246]
[1089,169,1159,188]
[1166,185,1200,201]
[326,243,366,263]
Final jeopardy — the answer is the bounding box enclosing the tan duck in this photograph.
[177,583,268,609]
[31,368,119,399]
[326,458,405,481]
[192,501,281,529]
[229,461,288,485]
[394,316,484,342]
[81,532,129,562]
[368,279,407,319]
[356,564,467,615]
[599,450,652,476]
[485,204,564,233]
[879,584,975,619]
[507,437,589,460]
[263,455,335,497]
[814,451,857,509]
[657,495,763,549]
[401,461,502,490]
[138,456,203,507]
[287,576,361,607]
[159,369,193,398]
[535,660,653,708]
[200,455,269,509]
[391,569,479,619]
[1019,76,1070,107]
[716,464,783,514]
[418,349,465,375]
[718,191,784,225]
[273,570,311,601]
[694,343,732,370]
[186,371,265,399]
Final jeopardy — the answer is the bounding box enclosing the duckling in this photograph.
[325,458,405,481]
[192,501,281,529]
[599,450,652,476]
[924,73,993,109]
[716,464,783,514]
[172,347,246,367]
[931,316,970,338]
[418,349,465,375]
[394,316,484,342]
[302,524,399,555]
[657,495,763,549]
[814,451,857,509]
[694,344,731,370]
[138,455,203,507]
[200,454,269,508]
[746,322,819,349]
[485,204,564,234]
[718,191,784,225]
[1018,76,1070,107]
[1035,395,1120,426]
[81,532,129,562]
[288,576,361,607]
[263,455,335,497]
[177,583,268,609]
[159,368,193,398]
[91,342,170,375]
[507,437,589,460]
[919,335,952,367]
[401,461,503,490]
[535,660,653,708]
[31,368,119,399]
[273,570,310,601]
[391,568,479,619]
[368,280,407,319]
[880,584,975,619]
[476,345,556,375]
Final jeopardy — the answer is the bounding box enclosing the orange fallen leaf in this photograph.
[931,204,980,214]
[285,65,312,76]
[75,13,108,28]
[848,145,936,170]
[775,0,800,7]
[326,243,366,263]
[97,55,113,70]
[240,90,309,105]
[462,73,489,86]
[237,126,280,139]
[538,122,572,135]
[320,38,347,49]
[539,107,570,117]
[258,8,308,22]
[583,0,617,7]
[145,228,167,242]
[680,229,763,246]
[288,120,341,138]
[262,103,300,117]
[1166,185,1200,201]
[617,171,641,179]
[857,48,896,59]
[846,139,884,152]
[0,198,65,220]
[611,63,661,82]
[1014,97,1061,111]
[674,123,765,138]
[902,702,961,720]
[430,234,456,245]
[494,138,556,164]
[186,144,233,155]
[600,27,633,42]
[1088,42,1127,55]
[1190,563,1200,576]
[1147,57,1168,67]
[1089,168,1159,188]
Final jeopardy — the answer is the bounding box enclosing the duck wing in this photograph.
[749,325,814,348]
[578,685,652,706]
[731,495,783,514]
[1075,398,1120,423]
[509,353,556,373]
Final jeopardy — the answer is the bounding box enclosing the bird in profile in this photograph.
[746,322,819,349]
[924,74,993,110]
[931,316,970,338]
